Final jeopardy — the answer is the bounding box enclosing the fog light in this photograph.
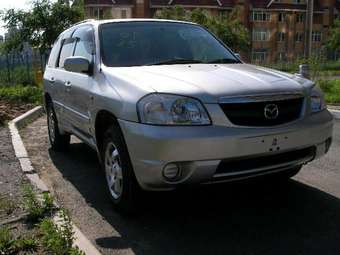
[163,163,180,180]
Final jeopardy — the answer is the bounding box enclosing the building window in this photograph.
[252,11,271,22]
[312,31,322,42]
[252,50,267,62]
[296,13,304,23]
[253,28,270,41]
[94,8,104,19]
[278,13,286,22]
[121,10,127,18]
[277,32,285,42]
[295,32,303,42]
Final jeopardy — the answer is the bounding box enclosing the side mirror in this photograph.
[298,64,310,79]
[234,53,241,60]
[64,56,92,75]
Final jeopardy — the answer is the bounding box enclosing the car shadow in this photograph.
[49,141,340,255]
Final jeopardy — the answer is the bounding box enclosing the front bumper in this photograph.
[119,109,333,190]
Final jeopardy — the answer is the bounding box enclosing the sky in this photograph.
[0,0,30,37]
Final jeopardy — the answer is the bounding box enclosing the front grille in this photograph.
[215,147,315,176]
[219,97,304,126]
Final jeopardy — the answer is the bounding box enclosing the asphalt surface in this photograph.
[21,117,340,255]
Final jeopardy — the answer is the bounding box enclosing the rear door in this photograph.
[54,34,77,131]
[44,36,63,118]
[64,25,95,141]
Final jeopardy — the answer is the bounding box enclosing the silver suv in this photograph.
[43,19,333,211]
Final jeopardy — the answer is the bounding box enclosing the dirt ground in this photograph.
[0,100,35,126]
[0,127,26,222]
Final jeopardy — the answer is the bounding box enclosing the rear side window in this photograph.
[47,37,61,68]
[73,26,95,63]
[58,38,76,68]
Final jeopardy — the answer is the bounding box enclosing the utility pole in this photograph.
[306,0,314,59]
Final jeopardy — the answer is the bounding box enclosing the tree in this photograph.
[154,6,250,52]
[1,0,84,55]
[327,18,340,52]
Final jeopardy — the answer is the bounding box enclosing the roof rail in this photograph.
[72,19,96,27]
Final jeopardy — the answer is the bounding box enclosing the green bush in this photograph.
[0,66,35,86]
[22,184,54,222]
[0,85,42,105]
[318,79,340,104]
[39,210,84,255]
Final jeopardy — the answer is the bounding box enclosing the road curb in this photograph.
[8,107,102,255]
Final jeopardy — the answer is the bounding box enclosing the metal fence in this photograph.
[0,48,47,86]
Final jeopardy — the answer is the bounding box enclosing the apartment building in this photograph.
[84,0,340,62]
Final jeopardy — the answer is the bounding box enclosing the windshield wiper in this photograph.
[206,58,241,64]
[146,58,204,66]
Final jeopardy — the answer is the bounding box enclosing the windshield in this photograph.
[100,21,240,67]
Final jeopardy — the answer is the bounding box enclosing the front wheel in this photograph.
[102,125,140,213]
[46,103,70,152]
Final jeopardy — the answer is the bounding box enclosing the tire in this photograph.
[101,125,140,213]
[46,102,70,152]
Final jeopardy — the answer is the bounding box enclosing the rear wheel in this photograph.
[46,102,70,152]
[102,125,140,213]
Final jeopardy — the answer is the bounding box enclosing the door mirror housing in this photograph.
[298,64,310,79]
[234,53,241,60]
[64,56,92,75]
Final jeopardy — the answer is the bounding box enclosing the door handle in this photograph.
[64,81,72,92]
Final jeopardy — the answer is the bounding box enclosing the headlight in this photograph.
[137,93,211,125]
[311,86,326,113]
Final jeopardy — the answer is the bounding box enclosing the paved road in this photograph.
[21,117,340,255]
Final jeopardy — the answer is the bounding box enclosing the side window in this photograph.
[58,38,76,68]
[47,36,61,68]
[73,26,95,63]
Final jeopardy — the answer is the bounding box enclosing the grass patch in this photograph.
[0,227,15,254]
[39,210,84,255]
[0,85,42,105]
[1,184,84,254]
[318,79,340,104]
[22,184,54,222]
[0,196,16,216]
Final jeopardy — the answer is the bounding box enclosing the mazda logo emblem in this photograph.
[264,104,279,119]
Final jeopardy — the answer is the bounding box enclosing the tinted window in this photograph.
[73,26,95,63]
[47,37,61,68]
[100,22,239,67]
[58,38,76,68]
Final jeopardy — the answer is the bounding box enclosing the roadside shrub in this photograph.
[22,184,54,221]
[0,85,42,105]
[318,79,340,104]
[14,236,37,253]
[39,210,84,255]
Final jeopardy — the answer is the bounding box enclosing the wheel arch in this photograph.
[94,110,120,153]
[44,92,52,108]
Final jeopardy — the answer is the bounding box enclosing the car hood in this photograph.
[103,63,314,103]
